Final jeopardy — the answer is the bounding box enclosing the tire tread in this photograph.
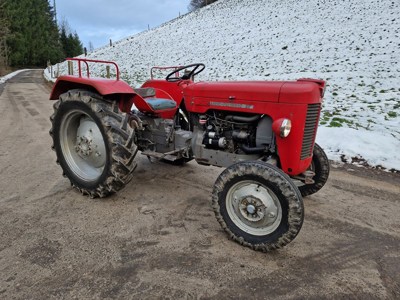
[212,161,304,252]
[49,89,137,198]
[299,143,330,197]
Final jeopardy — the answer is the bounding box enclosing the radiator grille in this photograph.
[301,104,320,160]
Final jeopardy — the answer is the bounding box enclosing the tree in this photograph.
[70,32,83,56]
[0,0,10,69]
[2,0,83,67]
[88,41,94,52]
[188,0,218,11]
[59,19,83,58]
[4,0,64,66]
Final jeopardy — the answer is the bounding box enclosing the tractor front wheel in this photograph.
[50,90,138,198]
[212,161,304,251]
[299,143,330,197]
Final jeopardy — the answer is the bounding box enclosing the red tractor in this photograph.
[49,58,330,251]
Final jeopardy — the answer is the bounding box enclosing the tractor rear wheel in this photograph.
[50,89,138,198]
[212,161,304,251]
[299,143,330,197]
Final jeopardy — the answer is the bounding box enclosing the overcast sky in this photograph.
[54,0,189,49]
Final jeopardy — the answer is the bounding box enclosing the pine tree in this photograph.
[0,0,10,70]
[59,19,83,58]
[4,0,64,66]
[1,0,85,67]
[71,32,83,56]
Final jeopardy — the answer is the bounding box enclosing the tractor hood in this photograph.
[184,81,284,103]
[183,79,325,114]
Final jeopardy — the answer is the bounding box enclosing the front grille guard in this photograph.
[300,103,320,160]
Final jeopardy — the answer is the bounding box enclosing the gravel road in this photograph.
[0,70,399,299]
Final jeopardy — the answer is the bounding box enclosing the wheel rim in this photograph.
[226,180,282,236]
[60,110,107,182]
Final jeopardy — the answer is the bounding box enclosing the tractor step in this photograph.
[141,150,178,161]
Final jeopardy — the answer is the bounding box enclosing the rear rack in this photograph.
[150,66,182,79]
[66,58,120,80]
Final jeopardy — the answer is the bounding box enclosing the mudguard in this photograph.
[49,75,135,100]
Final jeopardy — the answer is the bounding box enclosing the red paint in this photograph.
[50,60,325,176]
[182,79,323,175]
[50,75,135,100]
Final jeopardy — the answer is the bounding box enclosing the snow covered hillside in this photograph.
[45,0,400,171]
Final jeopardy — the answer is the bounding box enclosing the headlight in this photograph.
[272,118,292,138]
[280,119,291,137]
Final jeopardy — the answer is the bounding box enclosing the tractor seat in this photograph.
[133,88,177,113]
[144,98,177,111]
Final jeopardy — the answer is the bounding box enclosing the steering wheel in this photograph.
[166,63,205,82]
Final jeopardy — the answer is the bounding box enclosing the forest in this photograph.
[0,0,83,70]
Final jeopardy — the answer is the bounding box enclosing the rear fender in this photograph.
[50,75,136,113]
[50,75,136,100]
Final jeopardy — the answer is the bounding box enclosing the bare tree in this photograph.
[88,41,94,52]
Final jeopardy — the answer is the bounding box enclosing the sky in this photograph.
[54,0,189,49]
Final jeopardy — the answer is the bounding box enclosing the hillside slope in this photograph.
[46,0,400,171]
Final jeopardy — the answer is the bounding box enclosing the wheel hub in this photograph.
[246,204,256,214]
[74,118,106,168]
[239,196,265,222]
[75,136,93,156]
[227,182,282,235]
[60,111,107,181]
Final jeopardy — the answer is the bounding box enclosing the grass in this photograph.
[387,111,398,118]
[327,117,354,128]
[329,120,343,127]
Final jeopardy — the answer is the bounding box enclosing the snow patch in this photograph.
[0,70,30,84]
[317,127,400,171]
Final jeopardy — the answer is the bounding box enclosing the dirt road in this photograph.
[0,70,399,299]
